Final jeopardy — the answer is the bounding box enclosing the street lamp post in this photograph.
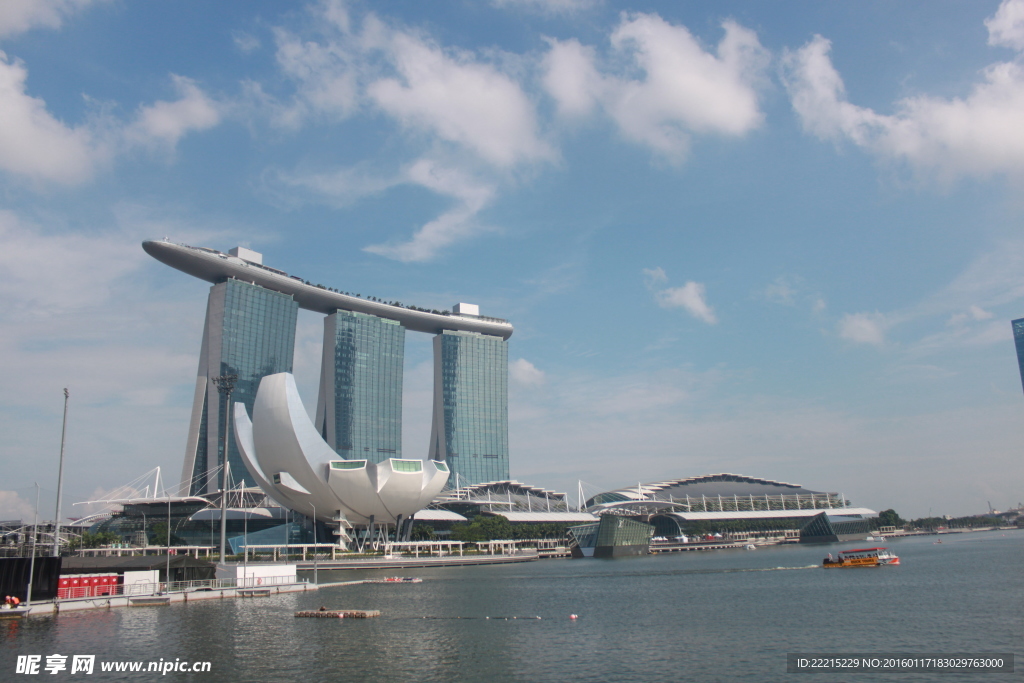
[211,374,237,564]
[52,388,69,557]
[165,495,172,591]
[311,504,317,586]
[26,483,39,605]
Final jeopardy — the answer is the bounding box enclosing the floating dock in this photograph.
[297,551,539,571]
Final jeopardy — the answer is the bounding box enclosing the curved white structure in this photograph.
[234,373,449,531]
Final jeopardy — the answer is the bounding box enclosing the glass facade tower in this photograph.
[182,278,299,495]
[428,330,509,485]
[1013,318,1024,395]
[315,310,405,463]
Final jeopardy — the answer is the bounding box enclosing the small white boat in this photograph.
[744,544,756,550]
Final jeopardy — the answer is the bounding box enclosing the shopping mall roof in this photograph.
[481,511,598,523]
[587,473,838,508]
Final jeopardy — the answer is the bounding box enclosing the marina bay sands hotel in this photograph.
[143,240,512,496]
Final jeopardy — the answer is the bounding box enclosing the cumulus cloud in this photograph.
[0,490,36,520]
[542,38,602,118]
[492,0,597,15]
[232,30,261,54]
[271,23,360,127]
[0,51,101,184]
[124,75,221,149]
[947,305,995,326]
[363,158,497,262]
[833,242,1024,353]
[986,0,1024,50]
[510,358,546,387]
[782,5,1024,182]
[642,266,668,287]
[0,0,103,38]
[837,312,888,346]
[644,268,717,324]
[264,6,553,260]
[271,11,550,167]
[0,209,151,313]
[367,31,552,167]
[543,13,769,161]
[0,54,221,185]
[656,282,718,324]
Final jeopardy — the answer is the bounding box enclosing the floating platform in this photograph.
[238,588,273,597]
[295,610,380,618]
[0,608,30,619]
[297,552,538,571]
[129,596,171,607]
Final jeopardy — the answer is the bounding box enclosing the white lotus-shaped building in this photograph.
[233,373,449,541]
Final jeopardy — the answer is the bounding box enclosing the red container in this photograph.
[96,574,114,596]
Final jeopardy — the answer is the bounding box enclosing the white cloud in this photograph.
[837,312,888,346]
[656,281,718,324]
[367,29,552,168]
[492,0,597,15]
[947,304,995,326]
[833,242,1024,354]
[0,0,103,38]
[986,0,1024,50]
[782,21,1024,181]
[264,7,552,261]
[0,210,141,311]
[271,12,551,168]
[642,266,668,287]
[0,51,101,184]
[363,158,497,262]
[645,268,717,324]
[0,490,36,520]
[541,38,602,118]
[543,14,769,161]
[510,358,546,387]
[763,276,798,305]
[124,75,221,149]
[272,25,360,127]
[232,30,261,54]
[0,54,221,185]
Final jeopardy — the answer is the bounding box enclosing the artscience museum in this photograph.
[234,373,449,543]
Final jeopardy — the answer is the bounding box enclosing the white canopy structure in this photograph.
[233,373,449,535]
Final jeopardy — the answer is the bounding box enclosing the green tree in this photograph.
[149,522,186,546]
[876,509,904,528]
[449,521,485,543]
[478,515,513,540]
[68,531,120,550]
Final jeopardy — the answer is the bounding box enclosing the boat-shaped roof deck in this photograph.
[143,240,514,339]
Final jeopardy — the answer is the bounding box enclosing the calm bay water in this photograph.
[2,532,1020,682]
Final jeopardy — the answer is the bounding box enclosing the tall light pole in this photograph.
[311,503,317,586]
[212,374,237,564]
[27,483,39,605]
[165,495,171,590]
[52,388,69,557]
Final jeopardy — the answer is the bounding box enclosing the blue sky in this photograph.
[2,0,1024,521]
